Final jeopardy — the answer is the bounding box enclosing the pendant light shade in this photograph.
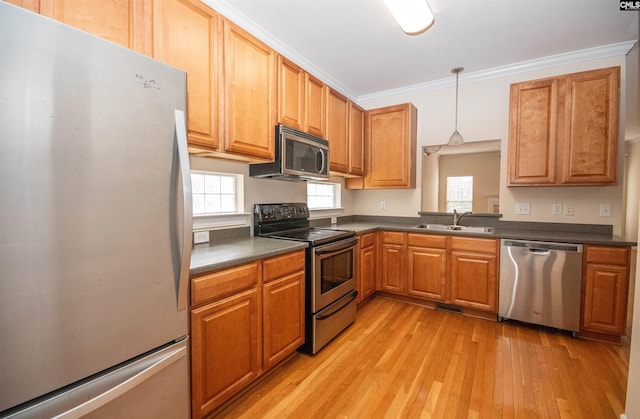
[448,67,464,146]
[382,0,434,35]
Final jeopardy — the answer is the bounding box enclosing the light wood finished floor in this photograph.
[212,296,630,419]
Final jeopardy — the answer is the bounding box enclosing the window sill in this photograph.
[309,207,344,220]
[193,213,251,231]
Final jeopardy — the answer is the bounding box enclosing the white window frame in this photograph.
[191,171,249,231]
[307,181,343,219]
[446,175,473,212]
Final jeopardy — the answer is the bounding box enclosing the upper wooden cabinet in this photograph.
[152,0,219,150]
[508,66,620,186]
[305,74,327,138]
[34,0,153,55]
[276,56,330,141]
[348,102,366,176]
[326,88,350,173]
[277,56,305,131]
[222,19,277,161]
[361,103,417,189]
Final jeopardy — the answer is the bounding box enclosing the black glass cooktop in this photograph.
[265,227,355,246]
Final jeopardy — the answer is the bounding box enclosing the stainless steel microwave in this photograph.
[249,124,329,181]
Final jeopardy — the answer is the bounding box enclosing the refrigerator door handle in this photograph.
[174,109,192,311]
[52,342,188,419]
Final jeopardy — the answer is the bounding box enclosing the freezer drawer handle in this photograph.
[53,344,188,419]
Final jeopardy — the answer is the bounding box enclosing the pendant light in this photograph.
[448,67,464,146]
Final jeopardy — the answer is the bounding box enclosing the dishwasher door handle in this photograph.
[529,248,551,255]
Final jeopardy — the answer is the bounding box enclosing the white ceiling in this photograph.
[205,0,638,100]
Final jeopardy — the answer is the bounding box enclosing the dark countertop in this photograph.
[190,237,308,276]
[327,222,636,246]
[190,220,635,277]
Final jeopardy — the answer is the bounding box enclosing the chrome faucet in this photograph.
[453,209,472,226]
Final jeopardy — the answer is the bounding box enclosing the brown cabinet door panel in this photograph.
[327,88,349,173]
[582,264,628,335]
[407,246,447,301]
[450,251,497,312]
[191,288,260,418]
[508,78,559,185]
[379,243,404,294]
[561,67,619,184]
[263,272,305,369]
[277,56,305,130]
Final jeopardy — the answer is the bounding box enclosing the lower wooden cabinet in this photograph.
[191,288,260,418]
[377,231,499,315]
[378,231,406,294]
[356,232,377,303]
[407,233,447,302]
[581,245,630,337]
[262,271,305,369]
[449,237,498,313]
[190,250,305,418]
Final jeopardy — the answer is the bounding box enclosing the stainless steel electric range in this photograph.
[254,203,358,354]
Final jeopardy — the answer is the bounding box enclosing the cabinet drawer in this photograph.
[407,233,447,248]
[585,245,629,266]
[381,231,405,245]
[263,250,305,283]
[359,232,376,248]
[191,262,260,306]
[450,236,498,254]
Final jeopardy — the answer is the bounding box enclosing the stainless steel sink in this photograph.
[414,224,495,233]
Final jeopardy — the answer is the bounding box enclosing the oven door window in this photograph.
[319,248,353,294]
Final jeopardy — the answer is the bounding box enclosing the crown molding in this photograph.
[202,0,358,100]
[201,1,635,105]
[359,41,637,103]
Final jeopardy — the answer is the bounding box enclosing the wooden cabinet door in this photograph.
[357,232,377,303]
[379,243,404,294]
[582,264,628,335]
[40,0,152,54]
[407,246,447,302]
[191,288,260,418]
[365,103,417,189]
[508,78,559,186]
[349,102,365,176]
[277,56,305,130]
[561,67,619,184]
[223,19,276,160]
[305,74,326,138]
[152,0,219,150]
[263,272,305,369]
[582,245,629,336]
[449,250,497,313]
[378,232,406,295]
[327,88,349,173]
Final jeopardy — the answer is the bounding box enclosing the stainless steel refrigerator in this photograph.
[0,3,192,418]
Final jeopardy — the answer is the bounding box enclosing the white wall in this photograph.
[356,55,629,234]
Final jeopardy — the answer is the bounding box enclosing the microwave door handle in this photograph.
[316,149,326,174]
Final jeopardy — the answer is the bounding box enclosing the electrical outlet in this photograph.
[552,203,562,215]
[379,201,387,211]
[515,202,530,215]
[194,231,209,244]
[563,204,574,216]
[599,203,612,217]
[331,217,338,224]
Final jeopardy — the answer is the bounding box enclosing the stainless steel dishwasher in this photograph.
[499,239,583,333]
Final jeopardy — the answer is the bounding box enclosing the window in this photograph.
[446,176,473,212]
[307,182,339,209]
[191,172,237,214]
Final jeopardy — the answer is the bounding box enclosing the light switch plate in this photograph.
[599,203,612,217]
[552,203,562,215]
[515,202,530,215]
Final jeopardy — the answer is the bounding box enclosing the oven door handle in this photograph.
[316,290,358,320]
[314,238,358,255]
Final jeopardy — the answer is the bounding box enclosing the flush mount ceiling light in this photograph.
[448,67,464,146]
[382,0,435,35]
